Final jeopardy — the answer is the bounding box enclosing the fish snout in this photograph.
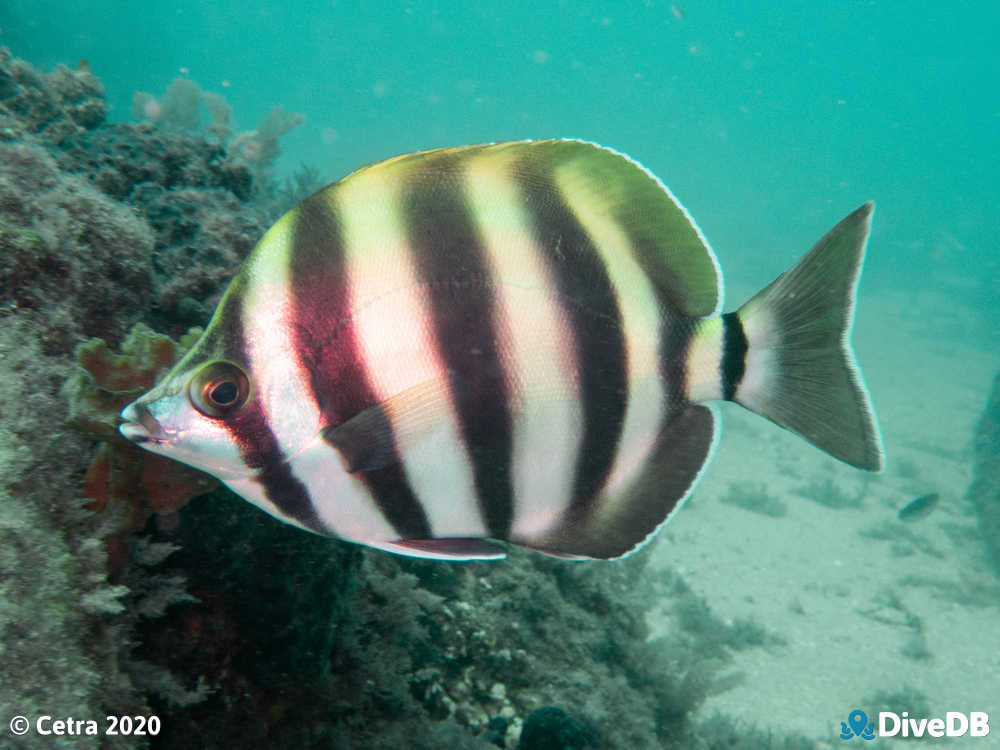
[119,401,169,443]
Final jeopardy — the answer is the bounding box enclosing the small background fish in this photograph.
[898,492,940,522]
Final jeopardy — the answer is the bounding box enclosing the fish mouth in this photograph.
[119,402,170,444]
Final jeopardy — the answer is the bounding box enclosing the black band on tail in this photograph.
[720,311,748,401]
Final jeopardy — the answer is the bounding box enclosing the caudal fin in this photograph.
[733,202,884,471]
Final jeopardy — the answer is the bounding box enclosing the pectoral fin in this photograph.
[322,379,451,473]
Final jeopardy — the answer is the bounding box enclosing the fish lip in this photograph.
[119,421,158,444]
[118,422,156,443]
[119,402,170,443]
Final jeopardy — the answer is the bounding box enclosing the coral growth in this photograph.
[129,75,305,209]
[228,104,304,172]
[0,48,106,143]
[0,45,305,750]
[518,706,597,749]
[53,121,272,329]
[64,323,219,570]
[2,59,294,339]
[0,141,155,345]
[0,314,150,750]
[131,488,791,748]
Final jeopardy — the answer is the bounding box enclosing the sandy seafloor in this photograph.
[644,284,999,748]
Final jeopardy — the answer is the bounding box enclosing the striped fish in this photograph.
[120,140,884,560]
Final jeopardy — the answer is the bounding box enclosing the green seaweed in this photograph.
[897,572,1000,607]
[693,714,817,749]
[795,477,863,509]
[719,480,788,517]
[858,520,943,559]
[667,572,787,652]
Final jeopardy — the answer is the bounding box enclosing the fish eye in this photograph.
[188,361,251,418]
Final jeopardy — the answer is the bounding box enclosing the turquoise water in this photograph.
[2,3,997,748]
[6,1,997,299]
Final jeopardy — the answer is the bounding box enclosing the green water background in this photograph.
[3,1,996,320]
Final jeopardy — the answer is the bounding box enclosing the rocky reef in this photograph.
[0,47,814,749]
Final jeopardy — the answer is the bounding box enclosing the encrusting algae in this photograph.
[65,323,219,569]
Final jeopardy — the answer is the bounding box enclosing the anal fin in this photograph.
[515,404,718,559]
[519,546,589,561]
[368,538,507,561]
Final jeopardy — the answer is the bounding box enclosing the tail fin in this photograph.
[733,202,884,471]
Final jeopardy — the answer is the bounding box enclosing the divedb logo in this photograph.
[840,709,990,740]
[880,712,990,739]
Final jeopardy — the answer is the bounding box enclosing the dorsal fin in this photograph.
[491,139,722,316]
[343,139,722,317]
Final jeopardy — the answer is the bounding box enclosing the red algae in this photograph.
[66,323,219,570]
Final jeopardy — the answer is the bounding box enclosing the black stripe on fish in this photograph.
[720,311,748,401]
[217,282,326,532]
[289,192,432,540]
[608,207,695,417]
[605,184,702,413]
[401,155,515,540]
[514,157,629,522]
